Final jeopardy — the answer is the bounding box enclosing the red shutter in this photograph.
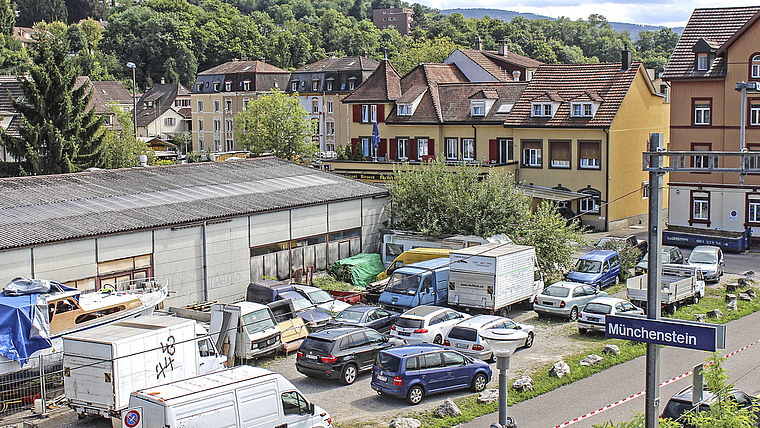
[489,139,498,163]
[351,138,359,155]
[377,104,385,122]
[408,138,416,161]
[390,138,396,160]
[379,138,387,159]
[352,105,360,123]
[428,139,435,159]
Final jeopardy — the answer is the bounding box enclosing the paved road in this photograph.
[458,307,760,428]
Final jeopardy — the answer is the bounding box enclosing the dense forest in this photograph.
[9,0,679,93]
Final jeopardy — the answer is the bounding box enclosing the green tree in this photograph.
[0,0,13,36]
[0,32,104,176]
[16,0,68,27]
[234,89,316,160]
[98,103,154,169]
[391,37,460,75]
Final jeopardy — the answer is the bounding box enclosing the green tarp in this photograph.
[330,253,384,288]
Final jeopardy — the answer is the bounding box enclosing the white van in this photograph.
[122,366,332,428]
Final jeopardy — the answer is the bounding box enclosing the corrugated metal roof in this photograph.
[0,157,387,250]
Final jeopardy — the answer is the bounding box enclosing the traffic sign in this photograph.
[605,314,726,352]
[123,408,142,428]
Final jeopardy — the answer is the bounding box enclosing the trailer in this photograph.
[662,225,751,252]
[626,264,705,313]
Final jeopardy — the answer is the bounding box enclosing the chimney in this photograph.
[498,40,508,56]
[475,36,482,51]
[363,49,368,58]
[512,70,521,81]
[621,46,631,71]
[258,56,266,63]
[161,77,165,84]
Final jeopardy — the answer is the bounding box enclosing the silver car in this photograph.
[687,245,724,282]
[578,296,644,334]
[533,281,608,320]
[444,315,534,361]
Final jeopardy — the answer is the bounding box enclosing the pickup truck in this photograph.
[596,232,648,262]
[626,264,705,314]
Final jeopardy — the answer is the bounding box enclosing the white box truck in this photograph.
[122,365,333,428]
[208,302,282,364]
[63,315,227,420]
[448,243,544,316]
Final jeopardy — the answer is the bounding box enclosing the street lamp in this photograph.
[479,329,528,428]
[126,62,137,138]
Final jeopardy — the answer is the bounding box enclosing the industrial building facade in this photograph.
[0,157,388,307]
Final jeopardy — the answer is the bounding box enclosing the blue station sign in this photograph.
[605,315,726,352]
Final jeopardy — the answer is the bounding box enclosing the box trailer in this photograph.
[448,243,544,316]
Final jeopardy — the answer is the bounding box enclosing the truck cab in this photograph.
[209,302,281,363]
[378,257,449,313]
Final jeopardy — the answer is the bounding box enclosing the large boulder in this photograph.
[478,388,499,404]
[512,375,533,392]
[747,288,757,299]
[580,354,604,366]
[390,418,421,428]
[707,309,723,319]
[550,361,571,378]
[433,398,461,417]
[603,344,621,355]
[727,299,738,311]
[726,293,737,302]
[739,292,753,302]
[695,314,707,322]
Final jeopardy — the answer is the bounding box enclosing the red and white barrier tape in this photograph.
[554,338,760,428]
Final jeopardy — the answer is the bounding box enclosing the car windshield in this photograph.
[375,352,401,372]
[241,308,276,335]
[281,292,313,311]
[448,327,478,341]
[597,237,615,247]
[575,259,602,273]
[301,337,333,354]
[386,273,420,295]
[335,310,364,323]
[542,286,570,298]
[689,251,717,264]
[307,289,334,304]
[396,317,423,329]
[584,302,612,314]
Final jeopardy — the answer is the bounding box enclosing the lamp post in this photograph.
[126,62,137,138]
[479,329,528,428]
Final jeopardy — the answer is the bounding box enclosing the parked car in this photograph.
[578,296,644,334]
[370,344,492,404]
[596,232,648,262]
[661,385,760,427]
[444,315,534,361]
[687,245,724,282]
[330,305,400,333]
[533,281,608,320]
[294,284,352,315]
[296,327,393,385]
[390,306,470,345]
[635,245,685,275]
[278,290,333,331]
[566,250,622,289]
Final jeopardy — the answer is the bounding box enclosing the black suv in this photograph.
[661,385,759,427]
[296,327,393,385]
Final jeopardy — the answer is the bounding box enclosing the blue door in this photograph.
[418,352,448,393]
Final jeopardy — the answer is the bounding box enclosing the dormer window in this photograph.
[697,53,708,71]
[327,82,333,91]
[213,82,220,91]
[291,81,298,91]
[398,104,412,116]
[196,82,203,92]
[224,81,231,91]
[571,103,593,117]
[243,81,250,91]
[471,100,486,116]
[532,103,553,117]
[312,81,319,91]
[752,55,760,78]
[349,81,355,90]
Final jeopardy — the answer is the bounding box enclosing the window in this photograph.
[750,102,760,125]
[104,115,111,125]
[312,81,319,91]
[397,137,409,160]
[531,103,552,117]
[174,99,190,107]
[398,104,412,116]
[197,100,203,112]
[753,55,760,78]
[243,98,250,110]
[198,118,203,131]
[697,53,708,71]
[471,100,485,116]
[312,118,320,135]
[312,99,319,114]
[579,141,601,169]
[497,138,513,163]
[214,139,221,151]
[361,105,376,123]
[164,117,175,126]
[213,119,220,132]
[226,139,234,151]
[291,81,298,91]
[243,81,250,91]
[327,81,333,91]
[642,181,649,199]
[196,82,203,92]
[691,143,714,169]
[226,119,233,133]
[199,139,204,151]
[694,102,710,125]
[281,391,309,416]
[461,138,474,160]
[692,192,709,222]
[225,99,232,112]
[579,189,601,214]
[550,140,570,168]
[224,81,231,91]
[747,144,760,170]
[748,195,760,223]
[572,103,593,117]
[445,138,458,160]
[326,99,333,114]
[213,82,219,91]
[522,140,542,167]
[326,121,335,136]
[349,81,355,90]
[417,138,428,158]
[214,100,220,112]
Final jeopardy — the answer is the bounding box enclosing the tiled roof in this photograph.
[0,77,23,111]
[456,49,544,82]
[135,83,184,127]
[177,107,191,118]
[504,62,640,128]
[662,7,760,80]
[0,157,387,251]
[342,59,402,103]
[91,81,132,112]
[293,56,379,73]
[457,49,510,81]
[481,50,543,69]
[198,60,289,75]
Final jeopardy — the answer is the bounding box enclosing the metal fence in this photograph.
[0,351,64,419]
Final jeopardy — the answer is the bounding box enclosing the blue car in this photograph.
[566,249,621,289]
[370,344,491,405]
[329,305,400,333]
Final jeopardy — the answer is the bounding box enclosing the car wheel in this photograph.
[569,307,579,321]
[340,364,358,385]
[471,373,488,392]
[523,332,534,348]
[499,307,509,318]
[692,294,700,305]
[433,334,442,344]
[578,327,587,335]
[407,385,424,405]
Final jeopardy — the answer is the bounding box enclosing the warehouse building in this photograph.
[0,157,388,307]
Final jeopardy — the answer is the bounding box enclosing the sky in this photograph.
[421,0,758,28]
